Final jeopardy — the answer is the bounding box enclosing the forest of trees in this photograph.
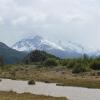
[23,50,59,64]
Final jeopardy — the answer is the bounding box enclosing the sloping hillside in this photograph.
[23,50,59,64]
[0,42,27,64]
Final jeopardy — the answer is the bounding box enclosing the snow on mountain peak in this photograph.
[12,35,65,52]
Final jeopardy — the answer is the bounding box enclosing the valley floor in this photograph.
[0,91,67,100]
[0,65,100,88]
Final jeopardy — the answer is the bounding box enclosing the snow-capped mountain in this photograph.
[12,35,82,58]
[12,35,64,52]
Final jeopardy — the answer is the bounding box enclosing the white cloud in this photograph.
[12,16,27,25]
[0,16,4,24]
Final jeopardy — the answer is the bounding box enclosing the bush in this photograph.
[28,80,35,85]
[67,60,77,69]
[72,63,89,73]
[90,61,100,70]
[0,57,4,66]
[61,59,69,66]
[44,58,58,66]
[61,59,77,68]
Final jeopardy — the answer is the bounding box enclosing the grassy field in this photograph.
[0,91,67,100]
[0,64,100,88]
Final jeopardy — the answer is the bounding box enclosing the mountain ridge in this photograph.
[12,35,82,58]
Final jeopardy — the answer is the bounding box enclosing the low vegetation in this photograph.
[0,91,67,100]
[0,57,4,67]
[90,60,100,70]
[23,51,100,73]
[60,55,100,73]
[44,58,58,66]
[0,65,100,88]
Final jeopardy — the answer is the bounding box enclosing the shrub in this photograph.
[61,59,69,66]
[0,57,4,66]
[72,63,89,73]
[44,58,58,66]
[67,60,77,69]
[90,61,100,70]
[28,80,35,85]
[61,59,77,68]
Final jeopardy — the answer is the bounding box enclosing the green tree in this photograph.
[0,57,4,66]
[72,63,90,73]
[44,58,58,66]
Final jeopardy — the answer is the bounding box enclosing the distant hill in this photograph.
[23,50,59,64]
[0,42,27,64]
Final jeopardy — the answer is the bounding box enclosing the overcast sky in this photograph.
[0,0,100,50]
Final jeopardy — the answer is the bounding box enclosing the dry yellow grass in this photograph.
[0,91,67,100]
[0,65,100,88]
